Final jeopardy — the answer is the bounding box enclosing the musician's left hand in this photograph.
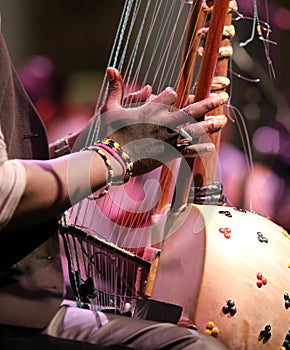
[98,67,228,176]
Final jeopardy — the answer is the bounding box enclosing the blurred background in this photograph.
[0,0,289,229]
[0,0,126,142]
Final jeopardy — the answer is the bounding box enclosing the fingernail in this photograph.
[218,114,227,127]
[165,87,177,98]
[206,144,215,152]
[206,115,227,130]
[218,92,229,104]
[208,119,221,129]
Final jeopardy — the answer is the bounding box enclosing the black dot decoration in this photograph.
[234,207,247,213]
[284,292,290,310]
[257,231,268,243]
[281,329,290,350]
[218,210,232,218]
[222,299,237,316]
[259,324,272,343]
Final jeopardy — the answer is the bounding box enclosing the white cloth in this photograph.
[0,126,27,230]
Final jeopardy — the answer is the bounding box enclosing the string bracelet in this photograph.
[96,137,133,184]
[81,145,114,199]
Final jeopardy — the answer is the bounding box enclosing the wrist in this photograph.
[95,138,133,184]
[100,149,124,182]
[50,134,72,158]
[80,138,133,199]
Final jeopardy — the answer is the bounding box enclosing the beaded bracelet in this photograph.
[81,145,114,199]
[96,144,127,179]
[96,138,133,184]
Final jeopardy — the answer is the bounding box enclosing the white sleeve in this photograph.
[0,127,27,230]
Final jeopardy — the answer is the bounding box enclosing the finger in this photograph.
[181,143,216,157]
[187,94,195,105]
[150,87,177,106]
[123,85,152,106]
[169,92,229,128]
[182,115,227,139]
[140,87,178,121]
[148,93,157,101]
[182,92,228,119]
[185,92,226,106]
[102,67,124,112]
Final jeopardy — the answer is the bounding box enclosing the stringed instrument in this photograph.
[60,1,290,349]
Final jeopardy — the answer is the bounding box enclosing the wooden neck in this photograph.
[156,0,232,214]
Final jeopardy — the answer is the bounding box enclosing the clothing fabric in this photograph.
[0,29,64,328]
[0,29,228,349]
[44,301,227,350]
[0,126,26,230]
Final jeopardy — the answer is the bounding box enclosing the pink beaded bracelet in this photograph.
[96,143,127,179]
[95,138,133,184]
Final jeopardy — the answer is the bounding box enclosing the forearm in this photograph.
[5,150,122,230]
[0,160,27,231]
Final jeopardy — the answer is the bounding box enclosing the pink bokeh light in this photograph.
[273,7,290,30]
[253,126,280,155]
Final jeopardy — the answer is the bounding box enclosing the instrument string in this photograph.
[119,0,142,69]
[153,1,186,94]
[124,0,162,93]
[173,4,205,106]
[85,1,153,244]
[236,0,276,80]
[63,0,212,312]
[169,0,204,93]
[123,0,178,94]
[92,1,157,245]
[137,0,174,91]
[115,0,194,292]
[91,0,183,245]
[69,1,188,224]
[117,2,176,237]
[118,3,204,243]
[72,0,199,237]
[82,0,136,149]
[120,200,155,249]
[61,0,285,320]
[120,0,148,88]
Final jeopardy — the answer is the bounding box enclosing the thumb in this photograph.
[102,67,124,112]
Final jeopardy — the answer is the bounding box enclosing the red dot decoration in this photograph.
[256,272,267,288]
[219,227,232,239]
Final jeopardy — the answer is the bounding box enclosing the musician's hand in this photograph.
[100,67,228,176]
